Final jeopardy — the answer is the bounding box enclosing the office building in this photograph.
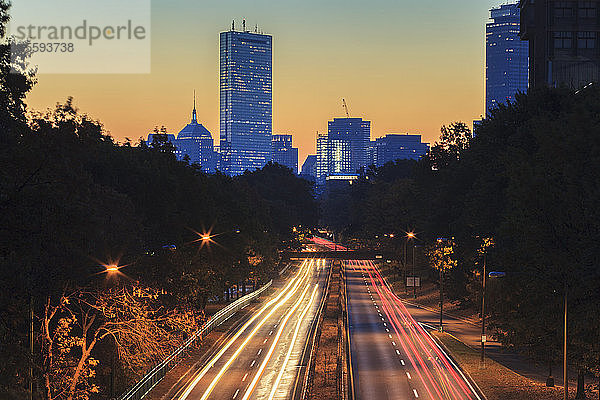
[487,3,529,113]
[315,117,371,187]
[146,98,217,173]
[219,23,273,175]
[328,118,370,174]
[368,134,429,167]
[300,155,317,182]
[271,134,299,173]
[520,0,600,89]
[316,132,329,186]
[175,99,217,172]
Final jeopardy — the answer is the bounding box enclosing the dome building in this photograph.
[174,95,217,172]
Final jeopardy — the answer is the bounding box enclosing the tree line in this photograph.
[324,87,600,396]
[0,3,318,397]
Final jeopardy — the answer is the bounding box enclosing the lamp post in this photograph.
[405,232,415,294]
[412,243,416,299]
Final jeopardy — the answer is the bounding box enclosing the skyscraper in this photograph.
[520,1,600,89]
[315,117,371,187]
[486,3,529,113]
[220,23,273,176]
[316,132,329,186]
[271,134,299,173]
[327,118,370,174]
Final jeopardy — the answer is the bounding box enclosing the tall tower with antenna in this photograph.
[219,23,272,176]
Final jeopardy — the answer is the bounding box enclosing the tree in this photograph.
[40,286,199,400]
[426,238,458,331]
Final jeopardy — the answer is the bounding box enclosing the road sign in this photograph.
[406,277,421,287]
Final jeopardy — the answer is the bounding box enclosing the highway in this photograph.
[163,258,329,400]
[346,260,483,400]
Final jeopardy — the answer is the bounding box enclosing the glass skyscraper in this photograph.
[486,3,528,114]
[219,26,273,176]
[316,118,371,187]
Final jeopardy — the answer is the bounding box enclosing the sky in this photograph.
[25,0,509,167]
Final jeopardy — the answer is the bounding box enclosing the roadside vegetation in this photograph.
[0,3,318,398]
[324,87,600,397]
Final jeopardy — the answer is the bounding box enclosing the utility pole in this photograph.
[439,266,444,332]
[412,244,416,299]
[480,252,487,364]
[563,283,568,400]
[30,295,33,400]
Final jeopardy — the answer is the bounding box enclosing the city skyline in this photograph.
[25,0,508,166]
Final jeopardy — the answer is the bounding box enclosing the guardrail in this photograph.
[118,280,273,400]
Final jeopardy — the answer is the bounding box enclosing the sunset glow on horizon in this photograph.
[24,0,504,166]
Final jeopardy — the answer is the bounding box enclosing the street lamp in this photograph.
[478,237,495,365]
[405,231,415,293]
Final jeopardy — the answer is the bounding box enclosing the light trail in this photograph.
[267,284,319,400]
[354,259,481,400]
[368,262,475,398]
[197,259,314,400]
[177,259,312,400]
[241,282,316,400]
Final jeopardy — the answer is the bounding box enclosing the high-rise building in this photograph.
[174,98,217,172]
[220,23,272,176]
[315,118,371,187]
[145,96,217,172]
[486,3,529,113]
[327,118,370,174]
[316,132,329,186]
[271,134,299,173]
[368,134,429,167]
[300,155,317,182]
[520,0,600,89]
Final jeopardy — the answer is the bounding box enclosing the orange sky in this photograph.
[25,0,494,167]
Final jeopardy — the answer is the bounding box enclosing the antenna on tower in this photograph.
[254,24,258,33]
[192,90,197,123]
[231,20,235,31]
[242,18,246,32]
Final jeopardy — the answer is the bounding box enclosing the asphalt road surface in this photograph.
[163,258,329,400]
[346,260,483,400]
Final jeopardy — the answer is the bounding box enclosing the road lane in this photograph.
[346,260,483,400]
[165,258,329,400]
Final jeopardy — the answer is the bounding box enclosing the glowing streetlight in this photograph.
[105,264,120,273]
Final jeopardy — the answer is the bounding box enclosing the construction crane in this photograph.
[342,98,350,118]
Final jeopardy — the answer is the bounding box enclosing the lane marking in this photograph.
[401,359,405,365]
[263,338,268,344]
[388,334,393,339]
[413,389,419,398]
[392,341,396,346]
[250,359,256,367]
[242,282,314,400]
[396,349,401,355]
[242,373,248,382]
[269,330,273,335]
[406,372,412,379]
[233,389,240,399]
[257,349,262,356]
[178,259,313,400]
